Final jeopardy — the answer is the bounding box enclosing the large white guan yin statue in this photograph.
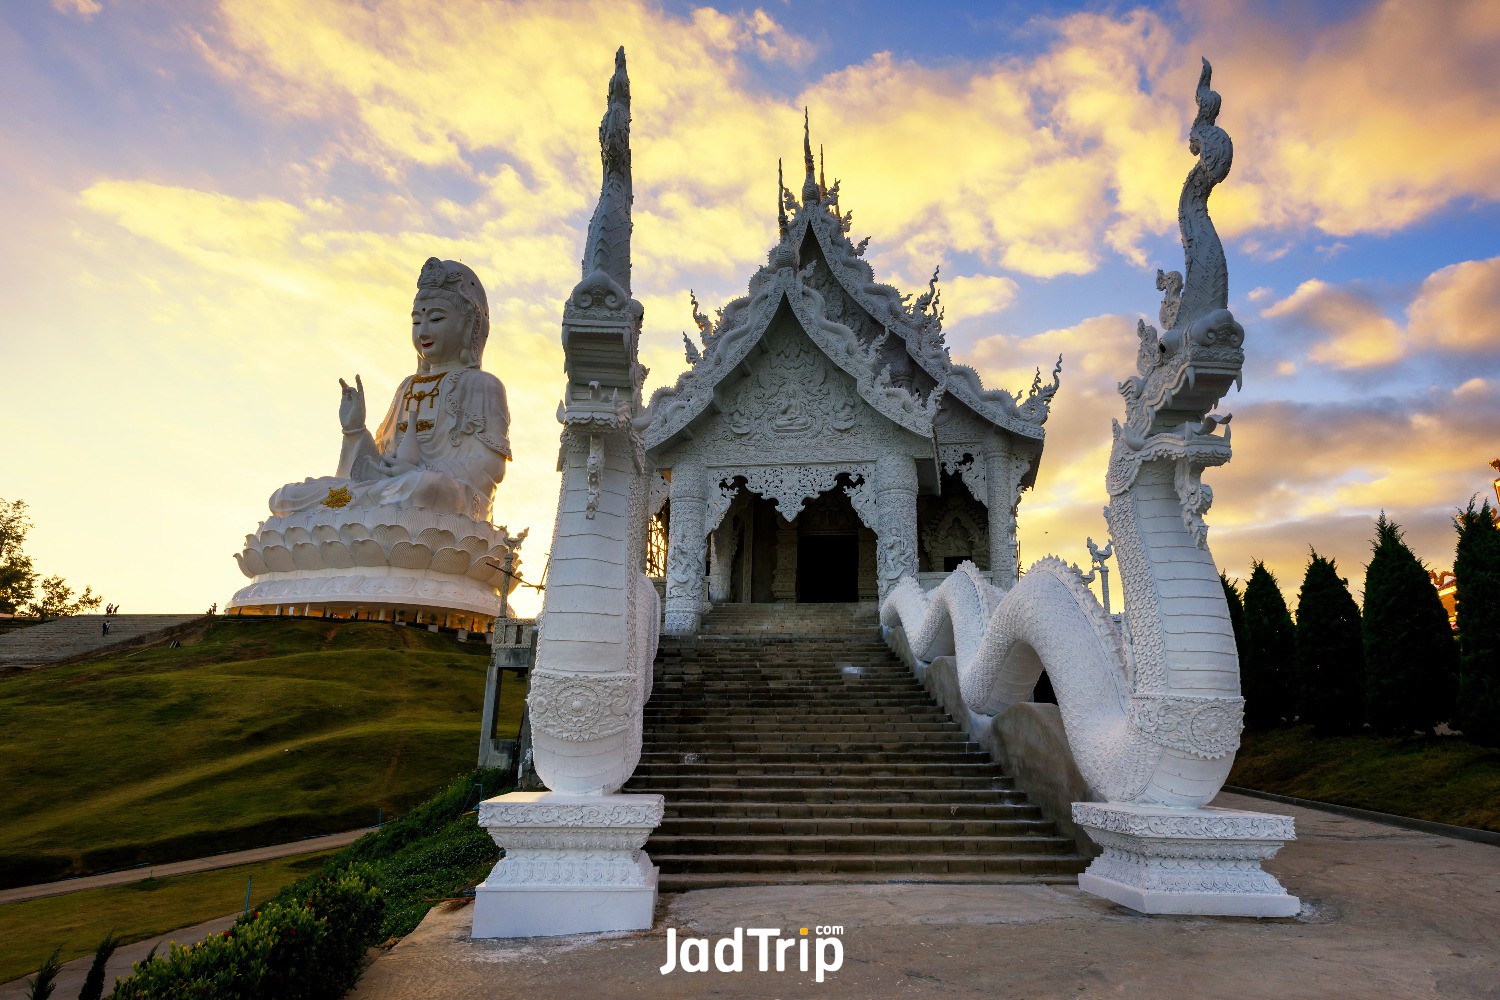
[472,48,664,939]
[880,60,1299,916]
[227,257,525,625]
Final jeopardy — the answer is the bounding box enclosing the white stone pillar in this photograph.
[874,453,919,599]
[664,456,708,634]
[984,440,1019,586]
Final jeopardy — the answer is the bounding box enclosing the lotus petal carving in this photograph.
[351,538,387,567]
[292,542,323,571]
[389,541,433,570]
[430,546,471,575]
[235,507,527,600]
[321,540,355,569]
[416,527,457,552]
[371,523,409,553]
[235,550,267,578]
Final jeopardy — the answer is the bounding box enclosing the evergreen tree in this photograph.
[1362,514,1459,735]
[1295,551,1364,734]
[1221,571,1246,658]
[1454,498,1500,746]
[1242,561,1296,728]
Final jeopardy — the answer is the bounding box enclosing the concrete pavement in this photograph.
[348,791,1500,999]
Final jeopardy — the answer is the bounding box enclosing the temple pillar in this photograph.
[857,528,878,600]
[874,453,919,599]
[664,457,707,635]
[772,515,798,601]
[707,518,737,604]
[984,440,1019,586]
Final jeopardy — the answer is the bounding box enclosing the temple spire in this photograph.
[801,107,820,205]
[777,158,788,239]
[819,144,826,200]
[580,46,633,297]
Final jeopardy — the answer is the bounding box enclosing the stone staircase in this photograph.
[626,602,1088,891]
[0,614,204,673]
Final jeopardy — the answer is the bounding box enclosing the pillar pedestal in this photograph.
[472,791,665,938]
[1072,802,1299,917]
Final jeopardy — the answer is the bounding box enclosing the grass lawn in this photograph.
[0,618,527,888]
[1229,725,1500,832]
[0,851,333,985]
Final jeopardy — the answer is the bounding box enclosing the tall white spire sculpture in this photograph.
[472,47,664,939]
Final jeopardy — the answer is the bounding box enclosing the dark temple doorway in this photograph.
[797,533,858,602]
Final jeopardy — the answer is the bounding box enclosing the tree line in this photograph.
[1223,499,1500,747]
[0,498,103,620]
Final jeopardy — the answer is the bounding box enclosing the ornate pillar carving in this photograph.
[857,529,878,600]
[874,452,918,599]
[772,515,798,601]
[664,456,707,634]
[984,438,1020,586]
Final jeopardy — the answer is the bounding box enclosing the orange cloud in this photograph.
[1408,256,1500,353]
[1261,279,1405,370]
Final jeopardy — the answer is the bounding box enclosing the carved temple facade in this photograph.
[643,122,1060,635]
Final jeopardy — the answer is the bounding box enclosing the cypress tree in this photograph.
[1242,561,1296,728]
[1454,498,1500,746]
[1295,551,1364,734]
[1221,571,1246,659]
[1362,513,1459,735]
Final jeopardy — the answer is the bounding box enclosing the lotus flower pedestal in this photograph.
[227,506,522,626]
[1072,802,1300,917]
[472,792,665,938]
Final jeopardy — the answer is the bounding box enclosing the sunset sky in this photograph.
[3,0,1497,619]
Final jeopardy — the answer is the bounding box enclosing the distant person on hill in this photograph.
[207,602,217,615]
[101,618,110,635]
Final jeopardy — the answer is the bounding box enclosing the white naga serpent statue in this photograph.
[881,59,1247,809]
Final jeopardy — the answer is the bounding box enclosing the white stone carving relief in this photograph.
[938,445,987,507]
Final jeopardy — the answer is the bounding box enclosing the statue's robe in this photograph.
[270,367,510,520]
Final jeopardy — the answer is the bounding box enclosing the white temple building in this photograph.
[644,117,1059,635]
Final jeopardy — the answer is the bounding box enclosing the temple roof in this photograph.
[645,115,1059,455]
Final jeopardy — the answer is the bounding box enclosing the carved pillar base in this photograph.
[473,791,665,938]
[1071,802,1299,917]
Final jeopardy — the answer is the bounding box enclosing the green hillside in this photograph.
[0,618,525,888]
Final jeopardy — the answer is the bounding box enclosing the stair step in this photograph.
[647,834,1076,856]
[650,853,1088,876]
[635,602,1078,887]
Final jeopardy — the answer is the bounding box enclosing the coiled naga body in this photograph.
[880,60,1247,808]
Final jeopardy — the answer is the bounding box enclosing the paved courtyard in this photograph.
[348,792,1500,1000]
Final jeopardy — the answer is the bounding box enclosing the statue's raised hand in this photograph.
[339,375,366,432]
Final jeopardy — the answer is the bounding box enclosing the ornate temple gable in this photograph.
[645,263,939,454]
[650,114,1061,467]
[657,312,931,473]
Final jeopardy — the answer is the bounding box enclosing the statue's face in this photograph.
[411,291,468,367]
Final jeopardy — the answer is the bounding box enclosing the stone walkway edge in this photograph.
[0,827,371,905]
[1223,785,1500,848]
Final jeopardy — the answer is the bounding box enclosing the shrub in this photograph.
[79,932,121,1000]
[107,870,382,1000]
[24,948,61,1000]
[1363,514,1459,735]
[1295,552,1364,734]
[1242,562,1296,728]
[1455,498,1500,745]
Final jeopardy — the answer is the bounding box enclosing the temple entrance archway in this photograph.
[795,489,865,603]
[710,481,875,605]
